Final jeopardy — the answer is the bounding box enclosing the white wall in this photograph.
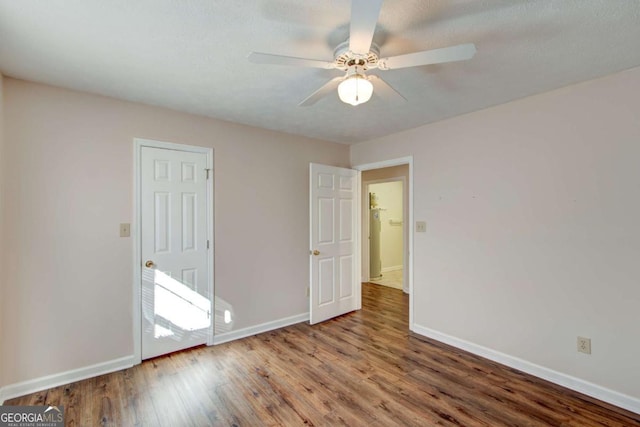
[351,67,640,404]
[1,78,349,388]
[368,181,403,270]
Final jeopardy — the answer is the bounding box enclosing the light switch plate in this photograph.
[120,223,131,237]
[416,221,427,232]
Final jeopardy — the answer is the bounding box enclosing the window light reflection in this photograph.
[153,270,211,334]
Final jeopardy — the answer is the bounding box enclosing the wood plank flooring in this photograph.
[5,283,640,426]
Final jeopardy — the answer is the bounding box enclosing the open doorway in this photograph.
[354,157,413,328]
[366,179,405,291]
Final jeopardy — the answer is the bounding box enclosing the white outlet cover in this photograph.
[416,221,427,232]
[577,336,591,354]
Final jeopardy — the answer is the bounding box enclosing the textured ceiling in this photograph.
[1,0,639,144]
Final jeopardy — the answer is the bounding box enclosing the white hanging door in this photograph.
[140,145,212,359]
[309,163,360,324]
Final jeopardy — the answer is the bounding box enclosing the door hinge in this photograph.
[205,168,211,179]
[207,240,210,249]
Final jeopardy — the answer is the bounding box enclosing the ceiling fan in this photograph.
[248,0,477,107]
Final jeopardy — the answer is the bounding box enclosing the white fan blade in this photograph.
[349,0,383,54]
[368,75,406,103]
[299,77,344,106]
[379,43,477,70]
[248,52,335,69]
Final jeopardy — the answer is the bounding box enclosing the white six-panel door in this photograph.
[141,146,211,359]
[310,163,360,324]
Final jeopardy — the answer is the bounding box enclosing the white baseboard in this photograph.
[212,312,309,346]
[0,355,135,404]
[411,324,640,415]
[381,265,403,273]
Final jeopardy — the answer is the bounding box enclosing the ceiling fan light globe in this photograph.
[338,75,373,106]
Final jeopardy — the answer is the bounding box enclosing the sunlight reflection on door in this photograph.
[152,270,210,339]
[142,267,236,344]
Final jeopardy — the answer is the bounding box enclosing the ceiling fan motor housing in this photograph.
[334,41,380,72]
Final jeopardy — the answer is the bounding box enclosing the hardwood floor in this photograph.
[6,283,640,426]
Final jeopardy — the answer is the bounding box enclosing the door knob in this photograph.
[145,260,155,268]
[312,250,320,256]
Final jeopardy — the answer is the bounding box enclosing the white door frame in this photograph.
[362,176,407,290]
[353,156,414,329]
[132,138,214,364]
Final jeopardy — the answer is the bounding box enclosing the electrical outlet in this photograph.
[306,286,310,297]
[577,336,591,354]
[119,223,130,237]
[416,221,427,232]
